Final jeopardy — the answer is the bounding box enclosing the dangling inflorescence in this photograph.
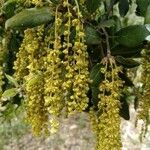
[137,49,150,140]
[43,0,91,132]
[23,27,49,136]
[14,26,49,135]
[90,56,124,150]
[44,5,64,134]
[13,29,30,82]
[22,0,44,7]
[61,0,90,115]
[13,0,90,135]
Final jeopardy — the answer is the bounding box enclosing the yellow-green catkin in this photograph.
[23,27,49,136]
[31,0,43,6]
[13,29,30,82]
[89,108,99,134]
[22,0,44,7]
[62,0,90,115]
[44,6,64,134]
[91,56,123,150]
[25,74,48,136]
[138,49,150,140]
[13,27,43,81]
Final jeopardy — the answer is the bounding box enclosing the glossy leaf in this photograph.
[136,0,150,16]
[119,96,130,120]
[118,0,129,17]
[119,72,134,86]
[2,0,17,19]
[98,19,115,28]
[115,25,150,47]
[5,74,19,87]
[111,45,143,57]
[26,75,41,87]
[145,5,150,24]
[91,86,99,106]
[5,7,54,29]
[86,0,101,13]
[85,26,101,45]
[90,63,103,86]
[115,56,140,68]
[2,88,18,99]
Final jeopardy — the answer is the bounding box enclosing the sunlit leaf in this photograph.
[5,7,54,29]
[115,25,150,47]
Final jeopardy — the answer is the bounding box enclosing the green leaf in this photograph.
[5,7,54,29]
[118,0,129,17]
[145,5,150,24]
[5,74,19,87]
[145,24,150,32]
[136,0,150,16]
[115,25,150,47]
[111,45,143,57]
[98,19,115,28]
[0,26,4,37]
[90,63,103,86]
[26,75,41,87]
[85,26,101,45]
[119,95,130,120]
[115,56,140,68]
[119,73,134,86]
[2,88,18,99]
[2,0,17,19]
[12,95,22,106]
[108,16,122,43]
[86,0,101,13]
[91,86,99,106]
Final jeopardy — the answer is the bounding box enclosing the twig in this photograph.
[102,27,111,56]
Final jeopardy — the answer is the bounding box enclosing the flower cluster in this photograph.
[14,27,49,135]
[138,49,150,140]
[22,0,44,7]
[13,0,90,135]
[25,73,48,136]
[13,29,30,82]
[90,56,123,150]
[61,0,90,115]
[43,7,64,133]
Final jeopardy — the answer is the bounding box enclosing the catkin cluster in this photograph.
[22,0,44,7]
[44,6,64,133]
[138,49,150,140]
[14,27,49,135]
[44,0,90,131]
[90,56,123,150]
[13,0,90,135]
[13,30,30,82]
[62,0,90,115]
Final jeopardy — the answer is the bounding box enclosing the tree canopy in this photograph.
[0,0,150,150]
